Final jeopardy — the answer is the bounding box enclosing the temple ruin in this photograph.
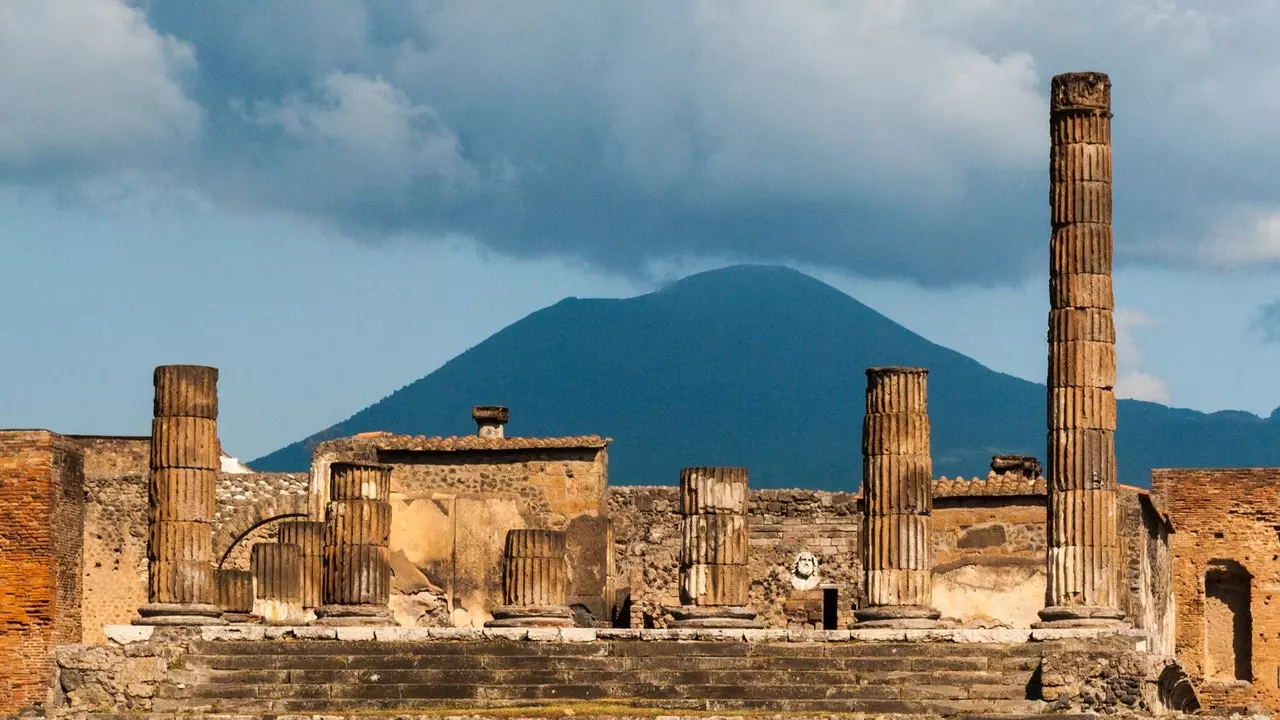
[0,71,1271,718]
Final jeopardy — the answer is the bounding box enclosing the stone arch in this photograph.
[214,493,309,568]
[1204,559,1252,682]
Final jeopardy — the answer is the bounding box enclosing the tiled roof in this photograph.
[933,472,1047,498]
[316,432,611,454]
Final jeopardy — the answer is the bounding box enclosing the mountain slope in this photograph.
[252,265,1280,488]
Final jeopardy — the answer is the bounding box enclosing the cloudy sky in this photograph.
[2,0,1278,459]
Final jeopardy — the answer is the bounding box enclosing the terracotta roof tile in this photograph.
[316,432,611,455]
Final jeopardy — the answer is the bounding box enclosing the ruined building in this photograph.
[0,71,1271,718]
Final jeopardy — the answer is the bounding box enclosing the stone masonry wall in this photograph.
[76,437,149,644]
[0,430,85,714]
[1152,468,1280,712]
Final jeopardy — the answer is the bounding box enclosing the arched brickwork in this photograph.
[214,493,309,568]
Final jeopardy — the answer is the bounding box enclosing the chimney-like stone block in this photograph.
[473,405,510,438]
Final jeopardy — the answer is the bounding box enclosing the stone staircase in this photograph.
[150,638,1054,716]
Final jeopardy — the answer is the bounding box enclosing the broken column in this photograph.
[1040,71,1125,627]
[473,405,509,438]
[215,568,256,623]
[278,520,325,612]
[251,543,304,624]
[315,462,393,626]
[855,367,939,627]
[669,467,759,628]
[487,529,575,627]
[136,365,225,625]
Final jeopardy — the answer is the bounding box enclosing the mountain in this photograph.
[251,265,1280,488]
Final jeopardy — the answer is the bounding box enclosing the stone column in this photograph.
[855,367,939,627]
[669,467,759,628]
[487,529,575,627]
[136,365,225,625]
[316,462,393,626]
[251,543,304,624]
[1040,71,1125,627]
[215,569,255,623]
[473,405,510,438]
[278,520,325,611]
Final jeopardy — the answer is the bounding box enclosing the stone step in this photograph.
[152,695,1043,716]
[190,666,1031,689]
[156,681,1035,705]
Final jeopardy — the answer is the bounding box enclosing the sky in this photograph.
[1,0,1278,460]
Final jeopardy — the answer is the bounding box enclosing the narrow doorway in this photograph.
[822,587,839,630]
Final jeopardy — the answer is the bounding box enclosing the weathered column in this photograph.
[215,569,256,623]
[251,543,304,624]
[855,367,939,627]
[136,365,225,625]
[487,529,575,627]
[316,462,393,625]
[278,520,325,611]
[669,467,759,628]
[1040,71,1125,627]
[473,405,509,438]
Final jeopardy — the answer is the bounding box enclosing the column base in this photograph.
[486,605,576,628]
[854,605,941,628]
[1034,605,1128,628]
[667,605,762,629]
[133,603,227,626]
[313,604,394,627]
[220,612,263,624]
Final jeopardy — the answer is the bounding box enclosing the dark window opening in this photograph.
[822,587,839,630]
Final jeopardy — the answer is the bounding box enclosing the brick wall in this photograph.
[0,430,85,714]
[1152,468,1280,711]
[75,436,149,643]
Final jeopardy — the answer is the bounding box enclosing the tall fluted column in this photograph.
[1040,71,1125,627]
[251,543,304,624]
[136,365,225,625]
[855,367,939,627]
[278,520,325,611]
[487,529,575,627]
[669,467,759,628]
[315,462,393,626]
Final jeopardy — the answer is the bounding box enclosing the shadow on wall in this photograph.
[1205,559,1252,683]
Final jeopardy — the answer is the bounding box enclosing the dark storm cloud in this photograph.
[6,1,1280,283]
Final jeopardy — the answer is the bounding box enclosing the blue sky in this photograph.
[1,1,1278,460]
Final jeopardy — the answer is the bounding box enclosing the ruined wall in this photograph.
[1152,468,1280,711]
[75,437,149,644]
[212,472,310,566]
[0,430,84,714]
[609,478,1168,633]
[313,436,610,628]
[609,486,860,629]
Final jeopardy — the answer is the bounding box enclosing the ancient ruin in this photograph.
[0,70,1269,719]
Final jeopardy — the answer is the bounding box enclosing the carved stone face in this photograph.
[793,552,817,579]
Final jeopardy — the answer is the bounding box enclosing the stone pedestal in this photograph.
[1039,71,1125,628]
[251,543,304,624]
[278,520,325,610]
[669,467,759,628]
[316,462,393,626]
[136,365,225,626]
[215,569,258,623]
[855,367,940,628]
[488,529,574,627]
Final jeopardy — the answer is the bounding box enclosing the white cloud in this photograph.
[0,0,199,180]
[1202,206,1280,267]
[1114,309,1171,403]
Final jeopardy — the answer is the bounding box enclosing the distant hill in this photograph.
[252,265,1280,488]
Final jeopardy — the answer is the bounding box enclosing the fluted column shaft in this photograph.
[278,521,325,609]
[137,365,224,625]
[679,467,750,607]
[856,367,939,626]
[502,529,568,607]
[316,462,392,625]
[1041,72,1124,625]
[215,569,253,614]
[251,543,303,623]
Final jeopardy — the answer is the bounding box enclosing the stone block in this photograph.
[104,625,155,644]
